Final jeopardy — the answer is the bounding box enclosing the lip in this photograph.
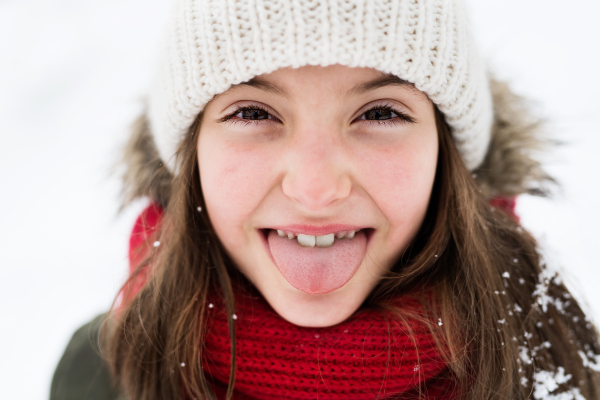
[267,224,367,236]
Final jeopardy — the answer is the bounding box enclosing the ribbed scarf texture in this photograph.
[127,202,525,398]
[202,286,457,400]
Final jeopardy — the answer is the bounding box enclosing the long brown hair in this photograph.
[106,107,600,399]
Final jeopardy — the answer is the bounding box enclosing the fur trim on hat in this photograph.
[119,115,172,209]
[473,79,554,198]
[119,78,553,208]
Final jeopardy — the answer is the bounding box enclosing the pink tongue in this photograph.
[267,230,367,294]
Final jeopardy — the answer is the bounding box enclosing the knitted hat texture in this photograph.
[148,0,493,171]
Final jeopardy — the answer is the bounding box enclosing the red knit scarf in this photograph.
[202,286,457,400]
[127,201,517,399]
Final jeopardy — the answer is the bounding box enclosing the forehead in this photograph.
[214,65,426,101]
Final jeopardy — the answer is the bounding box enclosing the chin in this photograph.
[258,271,375,328]
[273,296,363,328]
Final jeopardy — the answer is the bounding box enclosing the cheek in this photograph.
[359,129,438,241]
[198,136,275,245]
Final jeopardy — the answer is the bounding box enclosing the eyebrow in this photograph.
[229,73,414,98]
[237,77,289,97]
[348,74,415,96]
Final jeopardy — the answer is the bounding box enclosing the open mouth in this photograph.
[273,229,362,247]
[259,228,374,295]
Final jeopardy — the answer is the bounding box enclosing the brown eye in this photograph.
[355,105,415,125]
[218,105,280,125]
[364,108,396,120]
[238,108,270,120]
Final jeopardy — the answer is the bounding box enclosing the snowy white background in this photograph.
[0,0,598,398]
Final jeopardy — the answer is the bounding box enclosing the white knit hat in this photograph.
[148,0,492,171]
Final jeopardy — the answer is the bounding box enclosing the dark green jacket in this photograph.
[50,314,123,400]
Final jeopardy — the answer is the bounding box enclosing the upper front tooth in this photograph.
[297,234,316,247]
[346,230,356,239]
[277,230,285,237]
[335,231,347,239]
[287,232,295,239]
[316,233,335,248]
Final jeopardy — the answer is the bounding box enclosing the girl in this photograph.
[51,0,600,399]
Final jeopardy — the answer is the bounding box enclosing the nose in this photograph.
[281,130,352,212]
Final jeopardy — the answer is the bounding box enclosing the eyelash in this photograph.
[219,104,416,126]
[357,104,416,125]
[218,105,276,126]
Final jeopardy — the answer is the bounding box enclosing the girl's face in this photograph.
[198,65,438,327]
